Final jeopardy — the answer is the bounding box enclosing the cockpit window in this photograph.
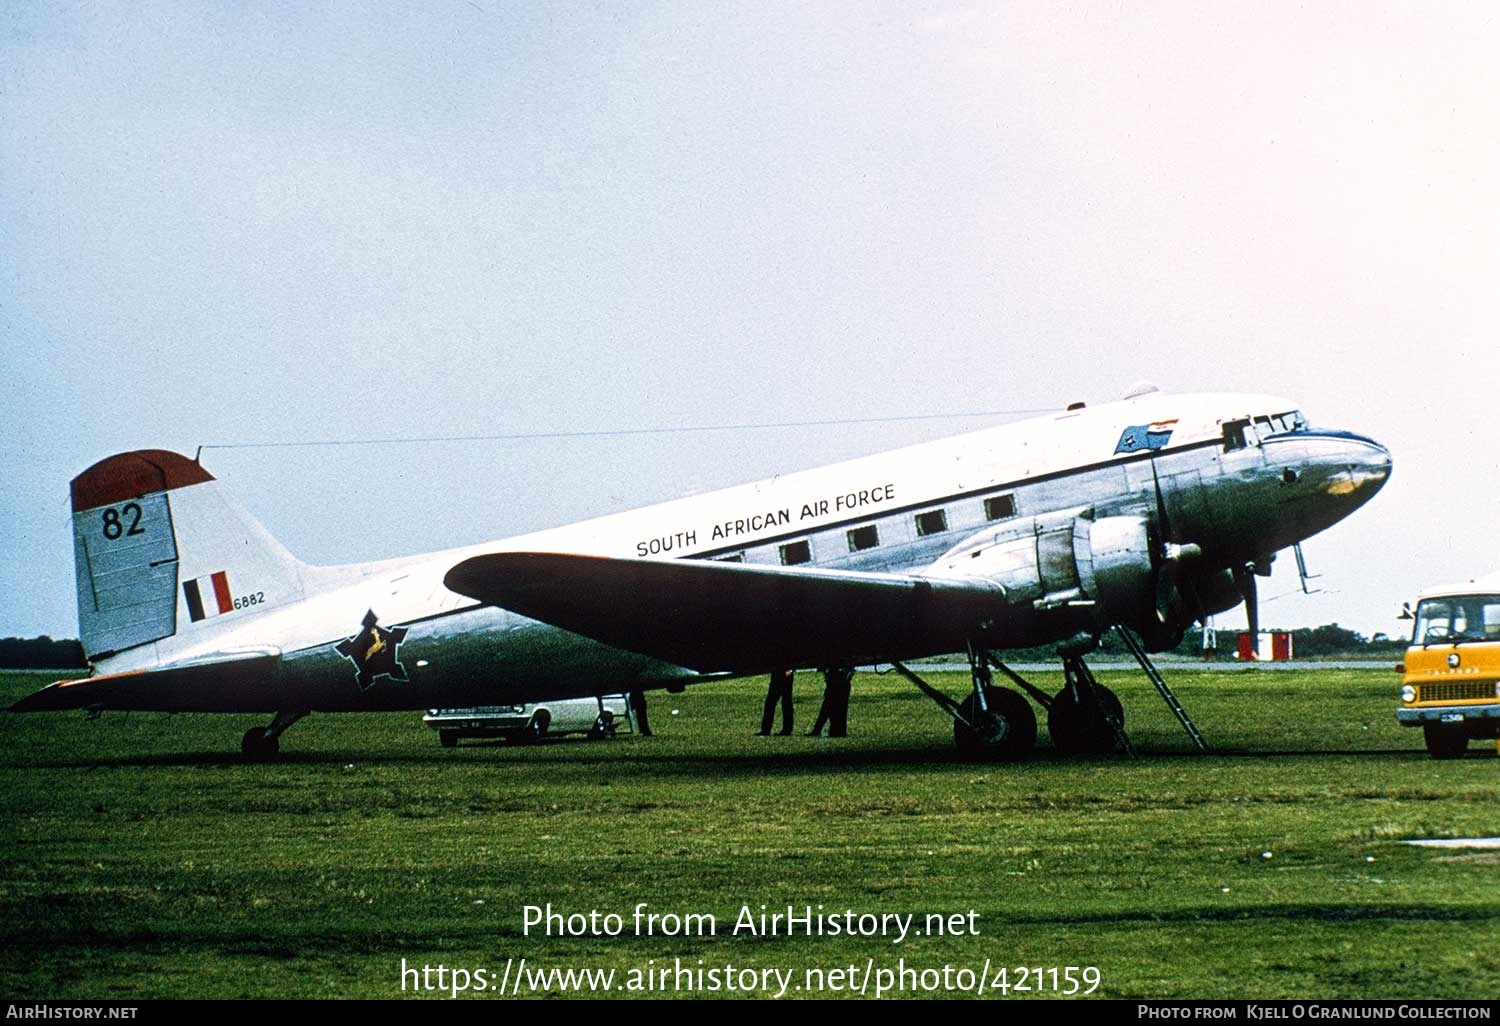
[1223,410,1308,451]
[1250,410,1309,442]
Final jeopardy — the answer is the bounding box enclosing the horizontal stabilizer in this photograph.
[443,553,1006,673]
[9,649,283,714]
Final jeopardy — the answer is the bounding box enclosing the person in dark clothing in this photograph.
[808,666,854,737]
[758,668,795,736]
[629,688,651,736]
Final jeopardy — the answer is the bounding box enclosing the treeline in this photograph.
[992,623,1408,662]
[0,637,89,669]
[1282,624,1406,657]
[0,624,1409,671]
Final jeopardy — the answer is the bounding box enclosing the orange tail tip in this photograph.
[71,450,213,514]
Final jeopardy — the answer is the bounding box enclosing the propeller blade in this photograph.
[1155,562,1177,623]
[1152,542,1202,624]
[1245,573,1259,640]
[1233,564,1260,645]
[1150,458,1172,542]
[1149,458,1178,623]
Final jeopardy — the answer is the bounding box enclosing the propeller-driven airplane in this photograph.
[12,385,1391,759]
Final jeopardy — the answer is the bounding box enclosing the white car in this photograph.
[423,694,631,748]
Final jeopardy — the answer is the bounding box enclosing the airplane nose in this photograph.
[1340,435,1391,495]
[1362,439,1392,487]
[1305,432,1391,504]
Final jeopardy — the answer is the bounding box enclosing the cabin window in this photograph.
[984,494,1016,521]
[914,510,948,537]
[846,524,880,552]
[714,552,744,563]
[779,540,811,566]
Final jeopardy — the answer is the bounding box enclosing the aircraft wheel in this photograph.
[590,711,616,739]
[240,727,279,760]
[1048,685,1124,755]
[439,730,459,749]
[1423,723,1468,759]
[953,686,1036,761]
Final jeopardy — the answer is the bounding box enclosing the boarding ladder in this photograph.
[1113,625,1210,752]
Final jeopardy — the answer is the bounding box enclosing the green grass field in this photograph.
[1,666,1495,1000]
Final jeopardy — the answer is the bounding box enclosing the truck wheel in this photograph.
[1423,723,1468,759]
[439,730,458,749]
[521,710,550,743]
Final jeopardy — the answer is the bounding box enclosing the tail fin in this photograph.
[70,450,303,660]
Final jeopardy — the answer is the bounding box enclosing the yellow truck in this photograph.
[1399,577,1500,758]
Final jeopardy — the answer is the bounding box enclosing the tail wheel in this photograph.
[1048,684,1124,755]
[953,686,1036,761]
[1423,723,1468,759]
[240,728,279,760]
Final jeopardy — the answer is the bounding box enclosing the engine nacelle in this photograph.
[922,510,1161,642]
[1083,515,1159,629]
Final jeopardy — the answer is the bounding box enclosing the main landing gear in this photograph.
[891,643,1037,761]
[240,710,307,760]
[893,628,1210,760]
[1047,653,1130,756]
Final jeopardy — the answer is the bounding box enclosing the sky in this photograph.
[3,2,1498,645]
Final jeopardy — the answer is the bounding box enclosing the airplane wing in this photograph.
[9,649,283,714]
[443,552,1005,674]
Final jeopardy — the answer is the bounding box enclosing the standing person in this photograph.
[629,688,652,736]
[808,667,854,738]
[758,668,795,736]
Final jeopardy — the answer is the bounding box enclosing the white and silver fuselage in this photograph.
[76,391,1391,712]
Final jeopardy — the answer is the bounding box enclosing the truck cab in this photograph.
[1399,577,1500,758]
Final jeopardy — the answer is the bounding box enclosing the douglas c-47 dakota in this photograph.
[13,385,1391,759]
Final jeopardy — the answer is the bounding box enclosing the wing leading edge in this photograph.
[443,552,1006,674]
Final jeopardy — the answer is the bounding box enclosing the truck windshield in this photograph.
[1413,595,1500,644]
